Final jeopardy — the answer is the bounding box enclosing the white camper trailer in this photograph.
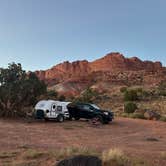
[34,100,71,122]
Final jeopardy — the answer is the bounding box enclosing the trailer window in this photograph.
[57,106,62,112]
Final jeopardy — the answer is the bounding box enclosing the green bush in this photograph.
[124,90,138,101]
[136,88,143,93]
[159,116,166,122]
[120,87,127,93]
[158,81,166,96]
[124,102,137,113]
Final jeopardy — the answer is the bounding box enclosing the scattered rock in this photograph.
[146,137,159,142]
[144,110,161,120]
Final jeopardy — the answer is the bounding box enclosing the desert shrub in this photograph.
[136,88,143,93]
[58,95,66,101]
[82,88,98,102]
[159,116,166,122]
[129,113,145,119]
[47,90,58,99]
[0,151,18,159]
[124,102,137,113]
[124,90,138,101]
[0,63,46,117]
[131,157,149,166]
[120,87,127,93]
[158,81,166,96]
[23,149,45,159]
[102,148,129,166]
[74,88,98,103]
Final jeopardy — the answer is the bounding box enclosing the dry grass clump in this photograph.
[160,151,166,159]
[102,148,129,166]
[0,151,18,159]
[13,161,40,166]
[23,149,45,159]
[102,148,149,166]
[130,157,149,166]
[159,116,166,122]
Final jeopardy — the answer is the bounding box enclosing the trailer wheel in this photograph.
[57,115,64,122]
[44,118,49,122]
[74,117,80,120]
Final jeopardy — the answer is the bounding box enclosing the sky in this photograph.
[0,0,166,71]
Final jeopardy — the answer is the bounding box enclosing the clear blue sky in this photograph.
[0,0,166,71]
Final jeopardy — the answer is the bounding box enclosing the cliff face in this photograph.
[35,52,166,95]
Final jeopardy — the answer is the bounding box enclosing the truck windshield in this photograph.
[91,104,100,110]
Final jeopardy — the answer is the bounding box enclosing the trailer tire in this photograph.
[57,115,64,122]
[74,117,80,120]
[68,115,73,121]
[44,118,49,122]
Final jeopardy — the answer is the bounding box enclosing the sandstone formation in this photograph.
[35,52,166,96]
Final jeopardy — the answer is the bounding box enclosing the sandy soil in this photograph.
[0,117,165,166]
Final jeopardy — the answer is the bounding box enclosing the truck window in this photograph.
[82,105,90,110]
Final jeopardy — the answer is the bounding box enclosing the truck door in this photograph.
[81,105,92,118]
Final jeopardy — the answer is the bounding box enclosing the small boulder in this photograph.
[146,137,159,142]
[144,110,161,120]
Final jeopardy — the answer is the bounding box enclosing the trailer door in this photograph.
[50,104,57,118]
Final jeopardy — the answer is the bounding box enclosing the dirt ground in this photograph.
[0,117,165,166]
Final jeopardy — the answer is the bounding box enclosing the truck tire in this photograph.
[95,115,104,124]
[57,115,64,122]
[68,114,73,121]
[103,120,109,124]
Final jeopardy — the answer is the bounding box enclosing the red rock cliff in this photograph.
[36,52,163,81]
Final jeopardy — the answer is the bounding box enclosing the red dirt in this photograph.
[0,117,166,165]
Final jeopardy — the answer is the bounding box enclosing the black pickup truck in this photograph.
[67,103,114,124]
